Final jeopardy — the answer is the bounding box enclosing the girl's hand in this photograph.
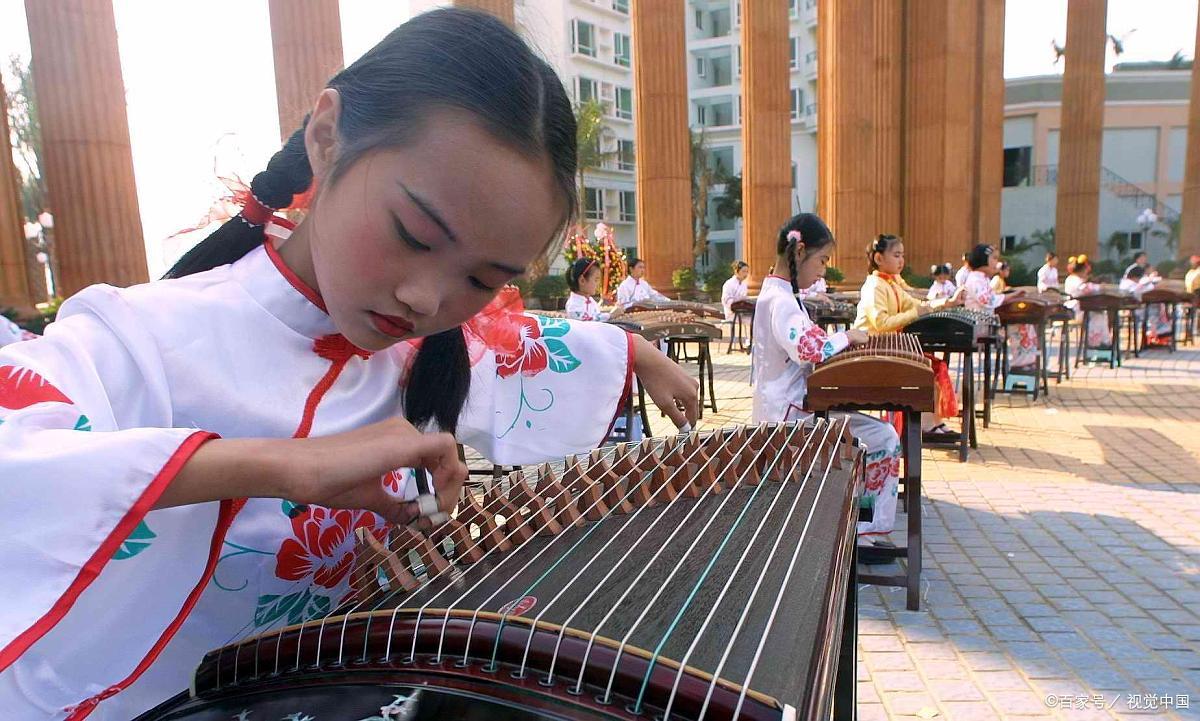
[917,303,932,316]
[946,287,967,307]
[631,334,699,428]
[286,417,467,525]
[845,329,870,345]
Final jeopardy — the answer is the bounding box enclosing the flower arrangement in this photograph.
[563,222,628,302]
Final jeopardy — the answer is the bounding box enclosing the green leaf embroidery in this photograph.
[113,520,157,560]
[254,589,334,627]
[73,414,91,431]
[537,317,571,338]
[282,500,299,517]
[543,337,581,373]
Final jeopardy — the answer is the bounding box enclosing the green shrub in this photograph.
[824,266,845,283]
[901,266,931,289]
[672,267,697,290]
[702,268,727,293]
[532,274,567,299]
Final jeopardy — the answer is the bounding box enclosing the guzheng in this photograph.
[805,333,936,414]
[627,299,725,319]
[1074,289,1132,314]
[140,421,864,721]
[800,298,856,326]
[996,295,1057,325]
[611,311,724,342]
[903,308,997,352]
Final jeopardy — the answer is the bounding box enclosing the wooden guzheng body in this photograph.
[628,300,725,319]
[141,422,864,721]
[1074,288,1132,313]
[611,311,724,342]
[903,308,997,352]
[996,293,1061,325]
[801,297,856,326]
[805,333,936,414]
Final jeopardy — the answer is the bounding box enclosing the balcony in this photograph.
[571,0,630,19]
[804,50,817,79]
[803,0,817,26]
[803,102,818,132]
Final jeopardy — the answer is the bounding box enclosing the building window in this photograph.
[1001,235,1017,253]
[615,86,633,119]
[788,0,798,16]
[695,9,703,29]
[791,162,798,189]
[1003,147,1032,187]
[620,190,636,221]
[736,45,742,76]
[791,88,803,120]
[789,37,798,68]
[613,0,629,13]
[577,76,598,103]
[735,0,741,26]
[618,139,635,171]
[696,55,707,77]
[614,33,631,67]
[571,19,596,57]
[584,188,604,221]
[1129,231,1144,251]
[697,104,708,126]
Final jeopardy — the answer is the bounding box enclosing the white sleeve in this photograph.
[457,314,633,465]
[564,294,587,320]
[616,279,634,307]
[0,287,220,672]
[769,295,849,365]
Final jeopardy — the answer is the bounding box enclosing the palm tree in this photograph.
[690,128,714,260]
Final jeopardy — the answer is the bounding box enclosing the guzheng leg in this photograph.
[352,527,420,593]
[835,544,858,721]
[538,463,584,527]
[903,410,922,612]
[458,495,512,552]
[394,525,452,577]
[509,474,563,536]
[485,486,535,544]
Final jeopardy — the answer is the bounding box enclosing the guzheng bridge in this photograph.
[2,1,1200,720]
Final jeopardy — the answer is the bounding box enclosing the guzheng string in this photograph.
[217,419,852,715]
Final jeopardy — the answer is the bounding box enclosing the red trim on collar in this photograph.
[875,271,897,281]
[263,240,327,313]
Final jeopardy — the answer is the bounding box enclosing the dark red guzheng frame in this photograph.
[190,611,781,720]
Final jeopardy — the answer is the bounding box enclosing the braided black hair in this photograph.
[867,234,901,272]
[967,244,995,270]
[776,213,834,293]
[162,9,578,434]
[566,258,597,293]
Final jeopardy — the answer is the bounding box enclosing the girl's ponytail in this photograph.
[164,122,313,279]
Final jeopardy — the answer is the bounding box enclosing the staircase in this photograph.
[1026,164,1180,222]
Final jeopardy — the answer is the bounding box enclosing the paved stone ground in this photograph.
[647,336,1200,721]
[469,331,1200,720]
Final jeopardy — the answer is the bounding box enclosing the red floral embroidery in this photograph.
[864,454,899,493]
[0,365,72,410]
[494,315,549,379]
[275,507,382,589]
[795,327,829,364]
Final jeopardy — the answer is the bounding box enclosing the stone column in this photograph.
[25,0,148,296]
[268,0,344,141]
[454,0,515,26]
[0,75,35,314]
[742,0,793,289]
[1180,2,1200,257]
[632,0,693,291]
[973,0,1006,252]
[902,0,983,273]
[1054,0,1108,257]
[817,0,903,279]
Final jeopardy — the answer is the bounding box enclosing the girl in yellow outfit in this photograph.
[855,234,962,432]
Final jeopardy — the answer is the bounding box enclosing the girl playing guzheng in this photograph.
[565,258,624,322]
[1063,255,1113,349]
[721,260,750,320]
[962,244,1037,372]
[854,234,961,434]
[0,11,699,719]
[751,213,903,540]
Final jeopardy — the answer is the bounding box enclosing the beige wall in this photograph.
[1005,101,1189,202]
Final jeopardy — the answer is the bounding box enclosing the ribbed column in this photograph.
[454,0,515,26]
[973,0,1005,251]
[632,0,692,291]
[25,0,147,296]
[817,0,903,280]
[268,0,344,141]
[1054,0,1107,257]
[742,0,793,290]
[0,74,35,314]
[902,0,981,274]
[1181,3,1200,257]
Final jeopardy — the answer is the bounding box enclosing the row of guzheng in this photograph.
[801,297,856,326]
[903,307,998,352]
[805,332,936,414]
[143,421,863,721]
[998,289,1071,325]
[628,299,726,319]
[611,310,724,342]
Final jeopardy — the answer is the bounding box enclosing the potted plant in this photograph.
[532,275,568,310]
[700,268,727,302]
[672,267,697,301]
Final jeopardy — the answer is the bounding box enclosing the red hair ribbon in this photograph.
[235,189,277,226]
